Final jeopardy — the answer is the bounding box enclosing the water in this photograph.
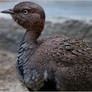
[0,1,92,20]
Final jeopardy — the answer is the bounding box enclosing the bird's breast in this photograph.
[17,41,37,72]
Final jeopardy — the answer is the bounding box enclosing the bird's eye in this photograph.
[23,10,28,15]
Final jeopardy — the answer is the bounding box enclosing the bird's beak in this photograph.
[1,9,14,14]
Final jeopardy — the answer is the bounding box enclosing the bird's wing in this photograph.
[23,37,92,90]
[33,37,92,90]
[35,37,92,67]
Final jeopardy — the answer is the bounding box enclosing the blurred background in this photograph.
[0,0,92,92]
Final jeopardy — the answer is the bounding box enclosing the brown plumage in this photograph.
[1,1,92,91]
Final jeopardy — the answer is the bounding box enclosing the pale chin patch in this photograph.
[44,70,48,81]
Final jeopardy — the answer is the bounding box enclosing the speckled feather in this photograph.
[3,1,92,91]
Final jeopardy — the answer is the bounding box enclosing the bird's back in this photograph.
[29,36,92,90]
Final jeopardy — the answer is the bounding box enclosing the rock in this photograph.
[0,18,92,52]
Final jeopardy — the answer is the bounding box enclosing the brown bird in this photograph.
[1,1,92,91]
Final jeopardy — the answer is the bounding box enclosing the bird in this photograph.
[1,1,92,91]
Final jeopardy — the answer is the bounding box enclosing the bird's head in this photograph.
[1,1,45,31]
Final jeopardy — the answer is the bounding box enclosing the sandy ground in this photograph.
[0,17,92,92]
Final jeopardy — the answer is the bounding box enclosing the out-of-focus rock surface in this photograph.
[0,18,92,52]
[0,17,92,92]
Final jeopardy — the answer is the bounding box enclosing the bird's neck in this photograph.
[23,19,44,44]
[23,30,41,44]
